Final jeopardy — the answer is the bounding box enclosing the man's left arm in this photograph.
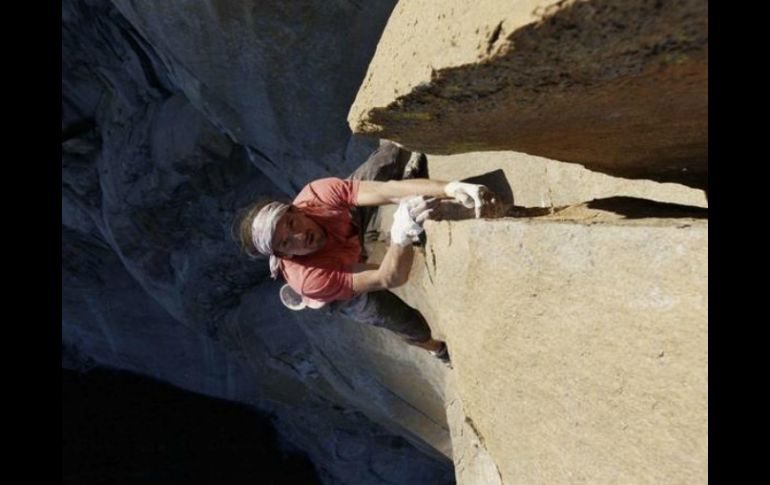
[355,179,449,206]
[356,179,491,218]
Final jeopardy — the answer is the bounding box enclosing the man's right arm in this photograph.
[350,243,414,293]
[350,195,434,294]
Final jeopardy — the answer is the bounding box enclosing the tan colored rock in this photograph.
[389,214,707,484]
[426,151,708,209]
[364,150,706,482]
[446,373,503,485]
[375,150,707,239]
[349,0,708,189]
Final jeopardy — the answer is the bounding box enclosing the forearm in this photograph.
[377,241,414,288]
[381,179,449,202]
[356,179,450,206]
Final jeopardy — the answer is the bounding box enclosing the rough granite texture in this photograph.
[349,0,708,189]
[389,216,707,484]
[426,151,707,209]
[445,373,504,485]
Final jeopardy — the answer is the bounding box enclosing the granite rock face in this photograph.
[63,1,707,483]
[391,214,707,484]
[108,0,398,195]
[362,150,708,484]
[349,0,708,189]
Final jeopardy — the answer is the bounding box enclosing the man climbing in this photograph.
[235,141,491,365]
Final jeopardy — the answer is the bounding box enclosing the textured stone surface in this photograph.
[349,0,708,188]
[63,0,708,482]
[445,374,503,485]
[426,151,708,209]
[392,215,708,484]
[109,0,396,195]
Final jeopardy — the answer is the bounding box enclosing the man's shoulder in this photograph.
[294,177,358,208]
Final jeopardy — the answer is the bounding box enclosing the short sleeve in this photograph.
[293,178,359,209]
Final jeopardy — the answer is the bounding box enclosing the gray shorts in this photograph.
[329,290,432,344]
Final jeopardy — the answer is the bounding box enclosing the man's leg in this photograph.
[333,290,449,362]
[346,141,422,255]
[347,140,413,183]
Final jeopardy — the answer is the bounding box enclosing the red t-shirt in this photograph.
[279,178,363,302]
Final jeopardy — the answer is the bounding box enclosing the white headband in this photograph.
[251,202,290,278]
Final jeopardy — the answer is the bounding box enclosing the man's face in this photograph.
[271,209,327,257]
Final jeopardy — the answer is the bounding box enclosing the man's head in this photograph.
[270,207,327,257]
[235,199,327,277]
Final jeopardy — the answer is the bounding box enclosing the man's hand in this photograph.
[354,196,437,293]
[390,196,437,246]
[444,181,489,218]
